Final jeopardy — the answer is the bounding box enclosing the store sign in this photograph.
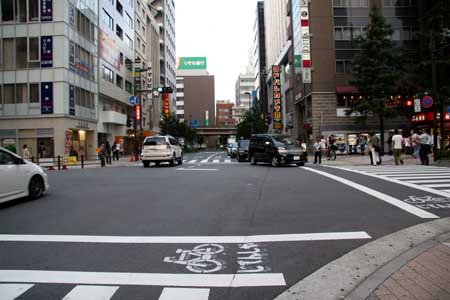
[41,0,53,21]
[414,98,421,113]
[41,36,53,68]
[69,4,75,27]
[76,121,90,129]
[272,65,282,130]
[69,85,75,116]
[205,110,209,127]
[41,82,53,114]
[69,41,75,71]
[411,112,450,122]
[163,93,170,117]
[135,105,141,121]
[134,67,142,93]
[177,57,207,70]
[300,1,312,83]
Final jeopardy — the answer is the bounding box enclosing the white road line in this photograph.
[423,183,450,188]
[0,271,286,288]
[225,159,231,163]
[187,160,197,164]
[62,285,119,300]
[373,171,450,175]
[176,168,218,172]
[159,288,210,300]
[304,167,439,219]
[0,284,34,300]
[213,159,220,163]
[407,179,450,184]
[325,165,450,199]
[201,154,219,163]
[0,232,371,244]
[385,175,450,179]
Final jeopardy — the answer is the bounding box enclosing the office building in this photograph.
[253,1,268,117]
[0,0,99,158]
[149,0,176,113]
[216,100,235,128]
[98,0,135,149]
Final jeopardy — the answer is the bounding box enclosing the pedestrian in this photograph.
[392,129,404,165]
[360,136,368,155]
[39,142,46,159]
[368,133,381,166]
[313,137,324,164]
[114,142,121,161]
[327,135,336,160]
[112,142,118,161]
[411,130,420,158]
[98,143,106,167]
[105,141,112,164]
[22,144,31,161]
[387,132,394,155]
[418,129,432,165]
[404,135,412,155]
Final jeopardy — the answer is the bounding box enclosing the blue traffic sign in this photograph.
[129,96,139,105]
[192,119,200,128]
[422,96,433,109]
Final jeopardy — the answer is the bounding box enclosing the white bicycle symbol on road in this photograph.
[163,244,225,273]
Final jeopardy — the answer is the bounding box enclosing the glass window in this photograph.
[334,27,343,40]
[16,38,27,69]
[16,84,28,103]
[116,25,123,39]
[127,13,133,29]
[144,137,166,146]
[29,83,39,103]
[103,9,114,31]
[126,35,133,49]
[116,75,123,88]
[0,86,2,104]
[75,87,81,105]
[1,0,15,22]
[343,28,352,40]
[18,0,27,22]
[4,84,15,104]
[102,65,114,83]
[29,0,39,21]
[3,38,15,70]
[336,60,345,73]
[28,37,39,68]
[116,1,123,15]
[0,150,16,165]
[125,81,132,93]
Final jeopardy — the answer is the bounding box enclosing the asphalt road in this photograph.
[1,151,449,300]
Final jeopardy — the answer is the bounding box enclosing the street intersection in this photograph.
[0,151,449,300]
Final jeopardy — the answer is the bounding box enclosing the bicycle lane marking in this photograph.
[303,167,439,219]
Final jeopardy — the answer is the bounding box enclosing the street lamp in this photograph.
[245,92,253,135]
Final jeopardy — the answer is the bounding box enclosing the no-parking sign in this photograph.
[422,96,433,109]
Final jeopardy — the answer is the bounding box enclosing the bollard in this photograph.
[81,155,84,169]
[58,155,61,170]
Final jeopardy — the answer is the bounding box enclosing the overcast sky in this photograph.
[176,0,258,103]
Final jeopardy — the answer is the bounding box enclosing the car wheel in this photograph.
[271,156,280,167]
[143,161,150,168]
[250,155,257,165]
[170,154,176,166]
[29,175,44,199]
[296,162,305,167]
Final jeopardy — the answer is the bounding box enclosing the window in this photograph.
[116,25,123,40]
[137,38,141,49]
[116,74,123,88]
[16,38,27,69]
[16,84,27,104]
[126,13,133,29]
[336,60,345,73]
[142,26,145,34]
[4,84,15,104]
[116,1,123,15]
[0,150,16,165]
[142,44,145,53]
[102,65,114,83]
[28,37,39,68]
[29,0,39,21]
[29,83,39,103]
[125,81,132,93]
[119,52,124,65]
[18,0,27,22]
[3,38,15,70]
[126,35,133,49]
[137,19,141,29]
[336,60,353,73]
[127,0,133,7]
[1,0,14,22]
[103,10,114,30]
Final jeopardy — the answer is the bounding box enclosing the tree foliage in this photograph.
[160,114,198,145]
[236,106,268,139]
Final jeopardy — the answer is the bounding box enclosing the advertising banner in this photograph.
[69,41,75,71]
[300,1,312,83]
[177,57,207,70]
[163,93,170,117]
[272,65,283,130]
[134,67,142,93]
[69,85,75,116]
[41,36,53,68]
[99,30,120,69]
[41,0,53,21]
[41,82,53,114]
[69,4,75,27]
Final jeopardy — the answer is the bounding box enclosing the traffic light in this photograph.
[157,86,173,94]
[126,118,132,127]
[405,99,413,107]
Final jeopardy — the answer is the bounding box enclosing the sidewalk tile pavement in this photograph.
[371,240,450,300]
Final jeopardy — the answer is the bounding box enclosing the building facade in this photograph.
[253,1,268,117]
[0,0,99,158]
[216,100,235,128]
[98,0,135,149]
[149,0,176,114]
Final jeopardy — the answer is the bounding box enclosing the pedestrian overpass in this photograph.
[195,127,237,136]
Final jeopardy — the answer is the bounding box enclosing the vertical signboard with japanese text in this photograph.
[272,65,282,130]
[41,0,53,21]
[163,93,170,117]
[41,82,53,114]
[41,36,53,68]
[300,0,312,83]
[69,85,75,116]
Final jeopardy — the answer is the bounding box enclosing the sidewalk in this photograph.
[313,153,448,166]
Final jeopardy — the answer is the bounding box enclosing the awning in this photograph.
[336,86,358,94]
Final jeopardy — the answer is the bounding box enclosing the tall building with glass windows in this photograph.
[0,0,99,158]
[98,0,135,149]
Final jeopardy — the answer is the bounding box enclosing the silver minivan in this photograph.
[141,136,183,168]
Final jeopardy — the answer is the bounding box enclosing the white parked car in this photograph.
[0,147,49,203]
[141,136,183,168]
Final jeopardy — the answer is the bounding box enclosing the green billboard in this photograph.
[177,57,207,70]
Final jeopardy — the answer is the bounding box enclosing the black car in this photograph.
[249,134,307,167]
[236,139,250,162]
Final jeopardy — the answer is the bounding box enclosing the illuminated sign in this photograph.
[272,65,282,130]
[163,93,170,117]
[135,105,141,121]
[177,57,207,70]
[412,112,450,122]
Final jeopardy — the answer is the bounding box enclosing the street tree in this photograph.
[348,6,400,152]
[236,107,267,139]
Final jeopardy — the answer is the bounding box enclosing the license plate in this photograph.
[294,156,300,160]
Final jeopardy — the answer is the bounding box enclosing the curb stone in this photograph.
[272,217,450,300]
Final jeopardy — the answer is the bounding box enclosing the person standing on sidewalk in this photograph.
[368,133,381,166]
[411,130,420,158]
[419,129,432,165]
[98,143,106,167]
[392,129,404,165]
[22,144,32,161]
[313,137,324,164]
[105,141,112,165]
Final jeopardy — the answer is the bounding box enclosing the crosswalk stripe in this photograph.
[373,171,450,175]
[0,284,34,300]
[201,159,209,163]
[187,160,197,164]
[384,173,450,178]
[392,175,450,180]
[62,285,119,300]
[407,179,450,184]
[159,288,210,300]
[225,159,231,163]
[423,183,450,188]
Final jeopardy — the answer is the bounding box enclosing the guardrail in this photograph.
[30,155,101,170]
